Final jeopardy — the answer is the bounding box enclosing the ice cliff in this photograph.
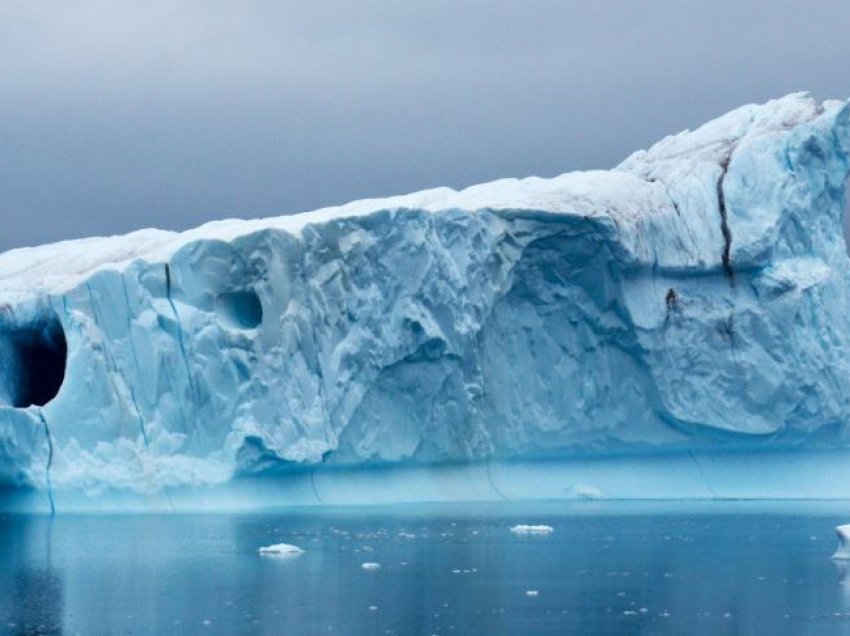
[1,93,849,505]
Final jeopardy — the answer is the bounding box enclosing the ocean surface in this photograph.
[2,501,850,635]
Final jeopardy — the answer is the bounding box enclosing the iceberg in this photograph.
[0,92,849,510]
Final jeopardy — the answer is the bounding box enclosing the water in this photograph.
[2,501,850,634]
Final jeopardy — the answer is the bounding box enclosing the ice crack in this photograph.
[38,411,56,515]
[717,157,735,285]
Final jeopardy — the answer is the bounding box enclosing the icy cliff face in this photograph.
[0,93,848,499]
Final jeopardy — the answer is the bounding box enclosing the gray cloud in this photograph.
[1,0,849,251]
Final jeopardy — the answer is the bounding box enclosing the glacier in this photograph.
[1,92,849,511]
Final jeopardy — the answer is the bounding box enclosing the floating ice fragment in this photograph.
[572,485,603,499]
[361,562,381,570]
[510,524,554,535]
[258,543,304,557]
[833,525,850,560]
[526,590,539,597]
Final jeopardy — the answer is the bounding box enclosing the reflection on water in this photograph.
[2,502,850,634]
[1,515,64,635]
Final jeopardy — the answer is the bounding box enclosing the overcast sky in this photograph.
[1,1,849,251]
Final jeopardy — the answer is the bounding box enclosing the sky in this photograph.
[1,0,849,252]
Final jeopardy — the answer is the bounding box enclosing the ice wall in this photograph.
[0,93,849,505]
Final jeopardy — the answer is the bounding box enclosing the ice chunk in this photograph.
[360,562,381,570]
[510,525,554,535]
[258,543,304,557]
[832,525,850,560]
[572,485,603,499]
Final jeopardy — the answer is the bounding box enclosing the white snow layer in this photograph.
[0,92,849,503]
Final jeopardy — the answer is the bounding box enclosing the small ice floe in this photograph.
[572,484,603,499]
[258,543,304,557]
[510,524,554,535]
[833,525,850,560]
[525,590,539,597]
[361,562,381,570]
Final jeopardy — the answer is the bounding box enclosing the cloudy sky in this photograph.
[1,1,849,251]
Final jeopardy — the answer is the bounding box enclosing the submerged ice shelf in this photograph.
[1,92,849,510]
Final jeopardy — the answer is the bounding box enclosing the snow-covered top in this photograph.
[0,171,650,296]
[618,92,835,172]
[0,92,844,298]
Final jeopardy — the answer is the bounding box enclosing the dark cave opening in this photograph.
[5,317,68,408]
[216,290,263,330]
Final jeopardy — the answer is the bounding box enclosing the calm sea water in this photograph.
[2,501,850,635]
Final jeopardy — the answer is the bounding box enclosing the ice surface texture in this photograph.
[0,93,849,501]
